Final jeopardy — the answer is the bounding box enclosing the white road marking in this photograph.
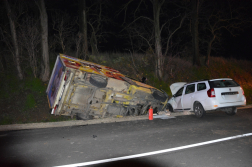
[54,133,252,167]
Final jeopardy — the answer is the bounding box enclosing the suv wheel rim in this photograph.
[195,104,202,117]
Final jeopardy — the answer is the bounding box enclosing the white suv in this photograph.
[167,78,246,118]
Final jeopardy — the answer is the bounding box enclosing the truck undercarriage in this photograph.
[47,54,168,120]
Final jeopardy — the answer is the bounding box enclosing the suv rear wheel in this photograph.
[194,103,206,118]
[225,107,237,116]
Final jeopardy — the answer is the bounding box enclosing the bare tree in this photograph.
[202,0,252,66]
[125,19,155,53]
[0,29,8,72]
[52,11,75,54]
[74,32,84,58]
[121,0,186,79]
[79,0,89,60]
[36,0,50,82]
[4,0,23,80]
[19,16,41,78]
[88,0,112,56]
[153,0,164,78]
[191,0,201,66]
[78,0,112,57]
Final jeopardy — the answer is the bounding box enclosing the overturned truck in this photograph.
[46,54,169,119]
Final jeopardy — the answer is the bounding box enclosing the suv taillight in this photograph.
[207,88,215,97]
[241,87,244,95]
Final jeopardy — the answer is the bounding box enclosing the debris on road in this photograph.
[153,115,176,119]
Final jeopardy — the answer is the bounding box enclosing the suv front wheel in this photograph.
[194,103,206,118]
[167,104,174,112]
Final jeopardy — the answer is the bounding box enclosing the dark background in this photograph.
[1,0,252,60]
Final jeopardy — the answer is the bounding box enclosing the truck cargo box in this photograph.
[46,54,169,120]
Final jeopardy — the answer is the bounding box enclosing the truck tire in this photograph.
[90,75,107,88]
[152,90,167,102]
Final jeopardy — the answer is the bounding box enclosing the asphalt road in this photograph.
[0,109,252,167]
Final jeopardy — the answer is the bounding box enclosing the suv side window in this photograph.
[175,87,184,97]
[185,84,195,94]
[197,83,206,91]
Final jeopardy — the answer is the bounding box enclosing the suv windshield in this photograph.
[175,87,184,97]
[209,80,239,88]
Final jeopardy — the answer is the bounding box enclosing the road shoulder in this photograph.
[1,105,251,132]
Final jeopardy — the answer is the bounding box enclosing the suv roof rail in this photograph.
[187,79,209,84]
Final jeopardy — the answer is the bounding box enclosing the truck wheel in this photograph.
[90,75,107,88]
[194,103,205,118]
[152,90,167,102]
[225,107,237,116]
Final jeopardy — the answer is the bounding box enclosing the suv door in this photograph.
[182,84,195,110]
[171,87,184,111]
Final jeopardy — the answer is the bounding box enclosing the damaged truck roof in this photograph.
[46,54,169,120]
